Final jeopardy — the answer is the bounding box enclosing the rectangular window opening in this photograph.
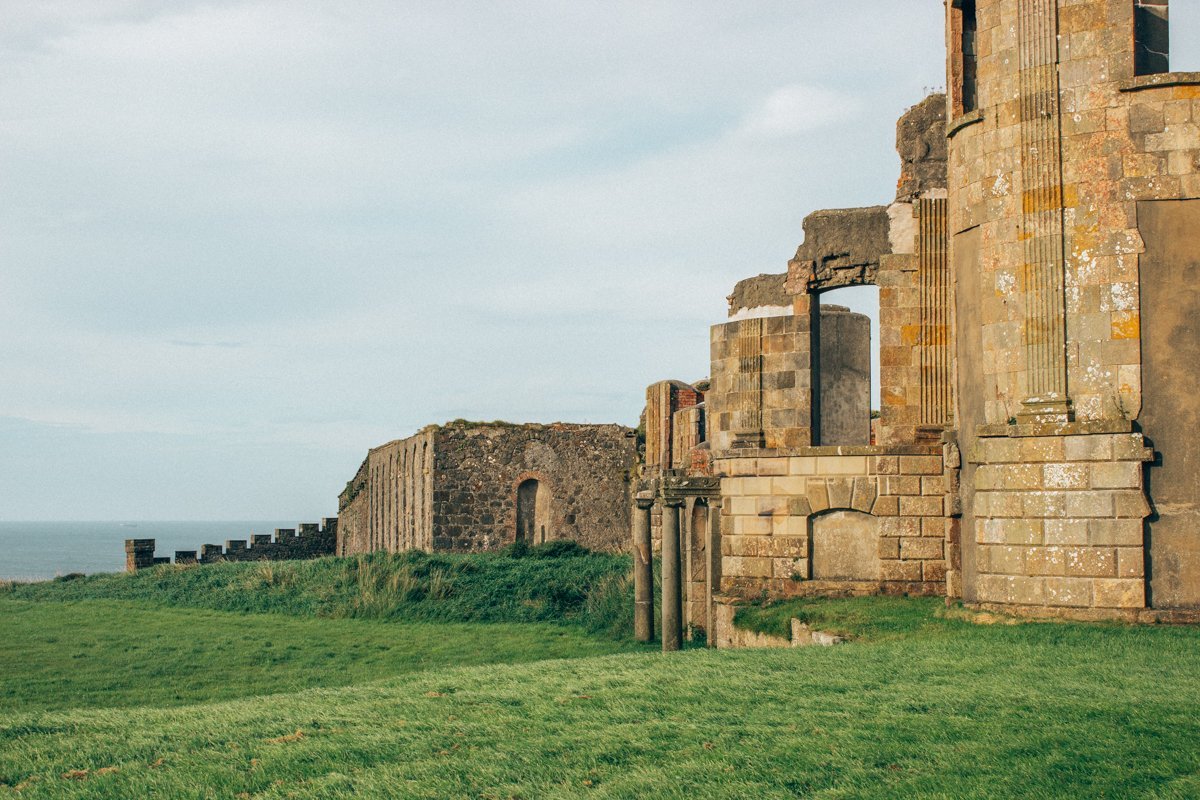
[951,0,979,116]
[812,287,879,447]
[1135,0,1171,75]
[961,0,978,113]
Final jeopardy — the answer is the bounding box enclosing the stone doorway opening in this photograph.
[516,478,552,544]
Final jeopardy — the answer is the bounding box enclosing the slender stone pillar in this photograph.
[661,499,683,652]
[706,500,722,647]
[632,496,655,643]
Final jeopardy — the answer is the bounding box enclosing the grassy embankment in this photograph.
[2,549,1199,798]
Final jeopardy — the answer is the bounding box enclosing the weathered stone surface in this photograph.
[811,511,881,581]
[787,206,890,294]
[339,422,635,556]
[727,273,790,317]
[895,93,948,202]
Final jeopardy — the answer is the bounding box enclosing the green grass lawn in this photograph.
[0,599,643,713]
[2,558,1198,798]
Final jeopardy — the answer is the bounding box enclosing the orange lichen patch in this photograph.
[1022,187,1064,213]
[1111,311,1140,340]
[900,324,922,346]
[1173,85,1200,101]
[882,387,908,407]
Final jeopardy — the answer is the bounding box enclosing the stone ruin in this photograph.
[634,0,1200,649]
[125,520,337,570]
[336,420,637,556]
[125,3,1200,643]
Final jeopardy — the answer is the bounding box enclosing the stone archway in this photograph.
[516,478,552,544]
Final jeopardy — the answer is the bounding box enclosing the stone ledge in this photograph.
[714,444,940,459]
[976,419,1133,438]
[1119,72,1200,92]
[946,108,983,138]
[964,601,1200,625]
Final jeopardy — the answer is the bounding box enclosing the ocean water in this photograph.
[0,521,302,581]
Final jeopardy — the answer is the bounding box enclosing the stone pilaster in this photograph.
[1016,0,1071,422]
[918,197,952,430]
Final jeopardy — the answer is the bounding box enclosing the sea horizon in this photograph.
[0,520,323,582]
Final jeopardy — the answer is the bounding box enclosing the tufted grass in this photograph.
[3,543,638,637]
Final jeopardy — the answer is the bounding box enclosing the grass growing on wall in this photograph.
[4,542,637,636]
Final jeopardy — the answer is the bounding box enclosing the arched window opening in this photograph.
[516,479,553,544]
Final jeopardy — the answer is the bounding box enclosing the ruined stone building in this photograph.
[636,0,1200,646]
[338,421,636,555]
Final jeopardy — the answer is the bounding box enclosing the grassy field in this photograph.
[2,555,1199,798]
[0,599,641,713]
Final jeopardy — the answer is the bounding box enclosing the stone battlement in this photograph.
[124,519,337,571]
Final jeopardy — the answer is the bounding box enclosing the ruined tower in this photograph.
[947,0,1200,613]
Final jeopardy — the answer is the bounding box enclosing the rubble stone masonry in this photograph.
[339,421,636,555]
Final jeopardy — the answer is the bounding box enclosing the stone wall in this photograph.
[125,520,338,571]
[702,95,956,632]
[709,314,811,451]
[815,304,871,446]
[431,422,636,552]
[970,428,1149,613]
[336,458,370,556]
[365,430,436,553]
[645,381,701,471]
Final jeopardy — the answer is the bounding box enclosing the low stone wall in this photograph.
[124,519,337,571]
[711,602,845,649]
[715,445,957,600]
[968,427,1152,616]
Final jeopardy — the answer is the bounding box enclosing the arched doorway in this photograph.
[516,478,552,544]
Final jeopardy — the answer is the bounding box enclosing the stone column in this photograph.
[632,496,655,643]
[661,499,683,652]
[706,499,722,648]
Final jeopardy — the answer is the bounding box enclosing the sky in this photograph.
[0,1,948,521]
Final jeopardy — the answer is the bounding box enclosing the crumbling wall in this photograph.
[364,430,436,554]
[336,458,369,556]
[895,93,948,202]
[727,273,791,319]
[645,381,701,471]
[431,422,636,552]
[125,520,338,571]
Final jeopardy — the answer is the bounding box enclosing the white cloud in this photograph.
[739,84,863,139]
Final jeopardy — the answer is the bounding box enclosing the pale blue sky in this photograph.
[1,1,952,520]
